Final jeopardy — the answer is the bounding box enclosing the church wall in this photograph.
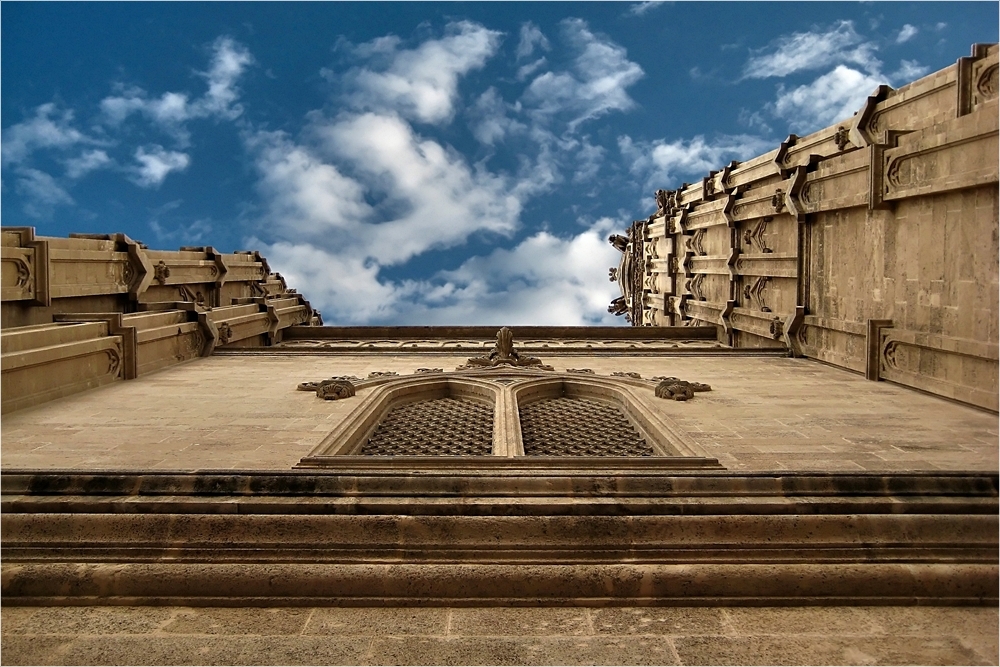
[2,352,994,473]
[613,43,999,412]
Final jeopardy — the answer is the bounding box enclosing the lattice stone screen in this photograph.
[361,397,494,456]
[519,397,654,457]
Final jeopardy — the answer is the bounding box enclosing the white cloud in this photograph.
[516,22,550,61]
[131,145,191,187]
[468,87,527,145]
[522,18,644,132]
[340,21,502,125]
[619,133,773,190]
[742,20,881,79]
[257,218,623,325]
[628,1,667,16]
[99,36,252,139]
[64,149,112,179]
[896,24,919,44]
[772,65,884,133]
[14,169,74,218]
[314,112,522,264]
[1,103,97,166]
[891,60,930,84]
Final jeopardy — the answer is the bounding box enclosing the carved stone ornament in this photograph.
[367,371,399,378]
[743,276,772,312]
[833,126,852,151]
[743,217,773,254]
[567,368,595,374]
[458,327,554,371]
[154,261,171,285]
[608,220,646,326]
[690,228,707,256]
[316,380,356,401]
[978,63,998,99]
[608,267,618,282]
[771,189,786,214]
[654,189,672,217]
[120,260,136,288]
[611,371,642,379]
[12,258,32,288]
[415,368,443,374]
[652,377,712,401]
[216,322,233,345]
[297,377,360,400]
[608,234,629,252]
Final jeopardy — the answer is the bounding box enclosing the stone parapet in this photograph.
[0,230,321,413]
[608,43,999,411]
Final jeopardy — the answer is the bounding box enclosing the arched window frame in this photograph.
[297,369,716,466]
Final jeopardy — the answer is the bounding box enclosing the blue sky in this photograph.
[3,2,997,325]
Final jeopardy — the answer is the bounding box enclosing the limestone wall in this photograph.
[0,229,321,413]
[614,44,999,411]
[2,352,994,472]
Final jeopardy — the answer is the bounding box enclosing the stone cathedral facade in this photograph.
[0,45,997,666]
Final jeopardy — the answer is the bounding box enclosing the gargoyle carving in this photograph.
[458,327,554,370]
[652,377,712,401]
[654,189,672,217]
[608,296,629,316]
[608,234,629,252]
[297,377,359,400]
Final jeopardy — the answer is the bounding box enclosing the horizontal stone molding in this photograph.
[734,253,798,278]
[682,197,730,231]
[723,150,781,191]
[879,328,999,411]
[883,103,999,200]
[797,148,871,213]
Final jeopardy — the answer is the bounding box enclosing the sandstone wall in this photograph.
[620,44,999,411]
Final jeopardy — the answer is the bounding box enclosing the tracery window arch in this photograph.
[297,370,716,466]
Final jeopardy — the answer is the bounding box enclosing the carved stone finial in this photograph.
[654,189,671,216]
[609,267,618,282]
[458,327,553,370]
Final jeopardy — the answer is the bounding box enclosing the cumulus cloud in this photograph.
[256,218,623,325]
[772,65,884,132]
[131,145,191,187]
[891,59,930,83]
[896,24,919,44]
[339,21,502,124]
[516,22,550,61]
[64,149,113,179]
[14,169,74,218]
[742,20,881,79]
[619,134,773,190]
[100,36,252,141]
[1,103,98,166]
[522,18,644,132]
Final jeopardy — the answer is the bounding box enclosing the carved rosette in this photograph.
[217,322,233,345]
